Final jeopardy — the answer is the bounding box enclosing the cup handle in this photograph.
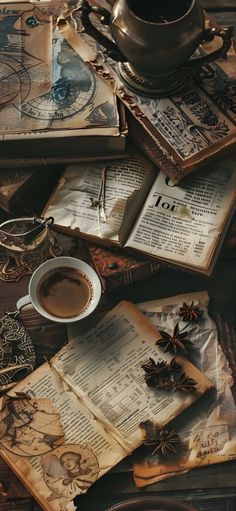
[77,0,126,62]
[16,294,32,311]
[186,25,233,72]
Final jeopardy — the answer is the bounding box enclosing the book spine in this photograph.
[126,111,184,183]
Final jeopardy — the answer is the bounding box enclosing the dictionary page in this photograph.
[52,301,212,452]
[125,156,236,274]
[0,363,127,511]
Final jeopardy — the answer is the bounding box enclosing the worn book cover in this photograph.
[43,147,236,276]
[0,166,63,214]
[0,300,213,511]
[87,243,163,292]
[67,9,236,183]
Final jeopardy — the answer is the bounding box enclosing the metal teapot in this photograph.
[78,0,233,96]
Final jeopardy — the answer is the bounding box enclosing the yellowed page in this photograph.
[52,301,212,451]
[125,157,236,273]
[45,150,157,244]
[0,363,126,511]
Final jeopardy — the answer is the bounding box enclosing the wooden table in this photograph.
[0,2,236,510]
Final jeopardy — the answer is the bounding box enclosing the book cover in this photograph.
[87,243,163,292]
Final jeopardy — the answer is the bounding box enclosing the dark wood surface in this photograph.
[0,2,236,510]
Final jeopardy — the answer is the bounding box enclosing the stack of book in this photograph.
[0,3,235,511]
[0,1,127,168]
[38,2,236,290]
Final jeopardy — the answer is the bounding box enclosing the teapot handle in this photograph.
[186,25,233,71]
[78,0,126,62]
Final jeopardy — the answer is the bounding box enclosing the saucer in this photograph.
[105,496,196,511]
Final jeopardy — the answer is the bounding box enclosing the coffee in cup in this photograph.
[17,257,101,323]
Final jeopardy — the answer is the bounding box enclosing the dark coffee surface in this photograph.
[128,0,191,22]
[38,267,92,318]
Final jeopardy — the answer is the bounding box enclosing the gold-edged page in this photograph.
[44,150,157,245]
[124,156,236,273]
[52,301,212,452]
[0,363,127,511]
[133,291,236,486]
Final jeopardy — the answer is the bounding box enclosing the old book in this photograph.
[67,9,236,183]
[87,243,163,292]
[43,148,236,276]
[0,3,127,167]
[0,300,213,511]
[0,100,127,168]
[0,166,63,214]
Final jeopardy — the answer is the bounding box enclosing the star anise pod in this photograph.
[156,324,193,354]
[169,358,182,374]
[174,372,197,393]
[140,420,181,457]
[156,378,175,391]
[152,428,181,456]
[141,358,170,387]
[178,301,201,322]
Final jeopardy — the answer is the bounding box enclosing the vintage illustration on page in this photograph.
[0,360,126,511]
[0,395,64,456]
[0,1,119,136]
[41,444,99,502]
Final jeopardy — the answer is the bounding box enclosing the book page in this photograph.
[125,157,236,272]
[0,23,119,135]
[133,291,236,486]
[44,150,156,244]
[52,301,212,452]
[0,363,126,511]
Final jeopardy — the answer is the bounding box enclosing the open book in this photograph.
[0,301,212,511]
[43,149,236,275]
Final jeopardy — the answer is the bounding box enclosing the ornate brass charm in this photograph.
[0,218,63,282]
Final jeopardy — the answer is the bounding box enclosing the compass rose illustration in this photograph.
[19,39,97,122]
[0,14,42,106]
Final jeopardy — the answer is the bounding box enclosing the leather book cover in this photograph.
[87,243,163,292]
[0,166,62,214]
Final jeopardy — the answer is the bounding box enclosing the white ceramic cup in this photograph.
[16,256,101,323]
